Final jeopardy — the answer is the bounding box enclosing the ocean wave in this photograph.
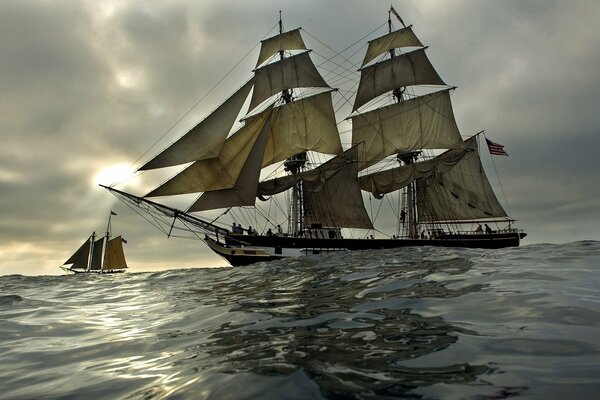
[0,242,599,399]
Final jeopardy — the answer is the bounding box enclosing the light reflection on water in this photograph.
[1,241,599,399]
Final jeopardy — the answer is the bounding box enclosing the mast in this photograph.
[100,211,113,271]
[278,11,306,236]
[85,231,95,272]
[388,8,415,237]
[397,151,420,238]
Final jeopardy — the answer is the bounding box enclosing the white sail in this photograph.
[352,89,464,168]
[361,26,423,67]
[187,118,272,212]
[140,80,254,170]
[256,28,307,67]
[417,138,508,222]
[249,51,329,111]
[303,146,374,229]
[146,108,272,197]
[261,91,343,167]
[353,48,446,111]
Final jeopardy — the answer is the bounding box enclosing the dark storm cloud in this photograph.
[1,0,599,275]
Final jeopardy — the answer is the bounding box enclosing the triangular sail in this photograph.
[250,51,329,111]
[187,118,272,212]
[417,138,509,222]
[63,236,92,270]
[140,80,254,170]
[256,28,307,67]
[353,48,445,111]
[361,25,423,67]
[103,236,128,270]
[146,108,272,197]
[352,89,464,168]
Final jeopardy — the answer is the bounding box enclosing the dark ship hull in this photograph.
[206,230,526,266]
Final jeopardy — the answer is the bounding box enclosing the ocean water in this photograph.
[1,242,599,399]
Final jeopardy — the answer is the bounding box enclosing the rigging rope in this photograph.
[128,22,279,171]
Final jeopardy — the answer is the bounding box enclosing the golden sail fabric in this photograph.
[250,52,329,111]
[103,236,128,270]
[188,119,272,212]
[417,138,508,222]
[63,236,92,270]
[359,146,470,197]
[361,26,423,67]
[261,91,343,167]
[303,147,374,229]
[256,28,307,68]
[352,89,464,168]
[146,109,272,197]
[140,80,254,170]
[353,48,445,110]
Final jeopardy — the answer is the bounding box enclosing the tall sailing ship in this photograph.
[104,9,526,266]
[60,211,128,274]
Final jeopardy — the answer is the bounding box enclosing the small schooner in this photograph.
[60,211,128,274]
[104,8,526,266]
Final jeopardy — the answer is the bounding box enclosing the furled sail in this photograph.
[353,48,445,111]
[304,146,374,229]
[250,51,329,111]
[140,80,254,170]
[361,26,423,67]
[63,236,92,270]
[103,236,128,270]
[258,149,352,197]
[417,138,508,222]
[261,91,343,167]
[352,89,464,168]
[256,28,307,67]
[359,145,471,197]
[146,108,272,197]
[187,118,272,212]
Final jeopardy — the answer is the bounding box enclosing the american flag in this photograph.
[485,138,509,156]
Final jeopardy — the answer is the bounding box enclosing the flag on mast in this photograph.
[390,6,406,27]
[485,138,509,156]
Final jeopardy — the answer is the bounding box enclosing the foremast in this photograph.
[278,11,307,237]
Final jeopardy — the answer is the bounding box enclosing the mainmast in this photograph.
[388,8,418,238]
[99,211,113,271]
[85,231,95,272]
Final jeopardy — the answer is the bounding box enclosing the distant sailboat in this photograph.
[60,211,128,274]
[103,8,526,266]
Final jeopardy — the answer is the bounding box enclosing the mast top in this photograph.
[279,11,283,34]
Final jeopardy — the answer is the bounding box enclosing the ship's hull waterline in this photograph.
[206,231,526,266]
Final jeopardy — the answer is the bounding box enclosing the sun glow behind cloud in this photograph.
[94,163,137,187]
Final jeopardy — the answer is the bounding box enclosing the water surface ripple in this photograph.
[1,242,599,399]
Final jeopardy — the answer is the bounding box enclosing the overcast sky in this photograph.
[1,0,599,276]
